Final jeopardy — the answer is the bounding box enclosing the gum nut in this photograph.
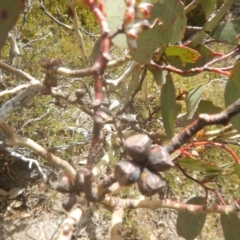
[47,77,58,87]
[38,57,51,68]
[75,89,86,99]
[147,145,174,171]
[54,173,76,193]
[138,168,166,197]
[62,193,77,212]
[114,160,142,186]
[124,134,151,163]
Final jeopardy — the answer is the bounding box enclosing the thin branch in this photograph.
[0,119,76,179]
[184,0,202,15]
[0,60,39,83]
[165,98,240,154]
[101,196,240,215]
[111,206,123,240]
[56,205,84,240]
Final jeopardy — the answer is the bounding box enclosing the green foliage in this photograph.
[221,213,240,240]
[210,19,240,45]
[178,157,223,175]
[161,73,176,139]
[224,61,240,130]
[1,0,240,239]
[176,197,207,240]
[131,0,187,63]
[186,84,205,119]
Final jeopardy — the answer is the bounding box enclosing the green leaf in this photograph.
[89,37,101,63]
[186,85,205,119]
[161,73,176,139]
[131,21,165,64]
[176,197,207,240]
[210,19,240,45]
[224,61,240,130]
[220,162,235,171]
[150,0,187,45]
[178,157,223,174]
[234,163,240,180]
[123,65,142,105]
[202,0,216,19]
[0,0,25,49]
[105,0,126,48]
[221,214,240,240]
[165,44,221,77]
[165,46,200,65]
[189,0,235,47]
[196,100,222,115]
[148,66,168,86]
[130,0,187,63]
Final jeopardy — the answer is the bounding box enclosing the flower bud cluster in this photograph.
[124,0,153,49]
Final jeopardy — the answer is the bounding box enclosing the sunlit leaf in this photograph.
[131,21,164,64]
[148,66,168,86]
[150,0,187,45]
[177,197,207,240]
[186,85,205,119]
[161,73,176,139]
[0,0,25,49]
[123,65,142,105]
[105,0,126,48]
[165,46,200,65]
[189,0,234,47]
[234,163,240,180]
[219,162,235,171]
[196,100,222,114]
[210,19,240,45]
[131,0,187,63]
[224,61,240,130]
[165,44,221,77]
[221,214,240,240]
[201,0,216,19]
[90,37,101,63]
[178,157,223,174]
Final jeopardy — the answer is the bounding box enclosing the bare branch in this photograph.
[0,119,76,179]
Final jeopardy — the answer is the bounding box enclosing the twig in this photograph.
[4,147,48,182]
[165,98,240,154]
[0,118,76,179]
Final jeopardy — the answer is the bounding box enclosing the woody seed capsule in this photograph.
[124,134,151,163]
[147,145,174,172]
[114,160,142,186]
[138,168,166,197]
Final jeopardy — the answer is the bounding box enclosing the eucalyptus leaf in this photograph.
[201,0,216,19]
[221,213,240,240]
[148,66,168,86]
[161,73,176,139]
[186,85,205,119]
[165,46,200,64]
[178,157,223,174]
[189,0,235,47]
[105,0,126,48]
[176,197,207,240]
[196,100,222,115]
[210,19,240,45]
[224,61,240,130]
[165,44,221,77]
[234,163,240,180]
[131,0,187,63]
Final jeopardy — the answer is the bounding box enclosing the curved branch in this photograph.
[0,119,76,179]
